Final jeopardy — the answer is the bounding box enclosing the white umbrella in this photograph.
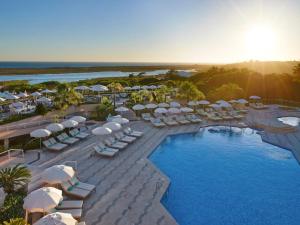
[30,129,51,138]
[188,101,198,106]
[0,97,5,102]
[115,106,129,112]
[41,165,75,185]
[170,101,181,108]
[180,107,194,113]
[145,103,157,109]
[74,86,90,91]
[141,85,150,90]
[229,100,237,104]
[61,120,78,128]
[23,187,63,213]
[168,107,181,114]
[46,123,64,132]
[158,103,169,108]
[149,85,157,90]
[31,91,42,97]
[124,86,132,91]
[90,85,108,92]
[210,104,222,109]
[92,127,112,135]
[103,122,122,131]
[37,97,52,103]
[34,212,77,225]
[70,116,86,123]
[112,117,129,124]
[237,99,248,104]
[10,101,25,108]
[131,86,141,90]
[219,102,232,108]
[216,100,227,104]
[198,100,210,105]
[4,93,19,100]
[17,92,29,98]
[132,104,145,111]
[154,107,168,114]
[249,95,261,100]
[41,89,55,94]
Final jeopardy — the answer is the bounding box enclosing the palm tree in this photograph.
[178,81,205,102]
[107,82,123,108]
[0,164,31,194]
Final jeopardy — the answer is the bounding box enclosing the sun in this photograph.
[245,24,277,60]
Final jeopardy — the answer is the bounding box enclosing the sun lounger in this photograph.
[57,133,79,145]
[55,209,82,220]
[70,129,89,139]
[141,113,152,121]
[69,177,96,192]
[105,137,128,149]
[186,114,202,123]
[43,139,67,151]
[150,118,166,127]
[56,200,83,210]
[93,145,117,157]
[115,132,136,143]
[207,113,222,121]
[98,142,119,152]
[124,127,143,137]
[61,181,91,199]
[196,109,208,117]
[175,115,190,124]
[162,117,178,126]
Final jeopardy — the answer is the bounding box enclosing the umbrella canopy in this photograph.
[74,86,90,91]
[180,107,194,113]
[46,123,64,132]
[0,97,5,102]
[34,212,77,225]
[210,104,222,109]
[158,102,169,108]
[70,116,86,123]
[229,100,237,104]
[37,97,52,103]
[92,127,112,135]
[216,100,228,104]
[188,101,198,106]
[111,117,129,124]
[41,89,55,94]
[115,106,129,112]
[124,86,132,91]
[10,101,25,108]
[219,102,232,108]
[30,129,51,138]
[4,93,19,100]
[23,187,63,213]
[141,85,150,90]
[168,107,181,114]
[132,104,145,111]
[237,99,248,104]
[131,86,140,90]
[155,107,168,114]
[90,85,108,92]
[170,101,181,108]
[249,95,261,100]
[198,100,210,105]
[145,103,157,109]
[149,85,157,90]
[31,92,42,97]
[61,120,78,128]
[103,122,122,131]
[41,165,75,185]
[17,92,29,98]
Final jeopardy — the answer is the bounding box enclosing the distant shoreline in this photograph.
[0,64,210,76]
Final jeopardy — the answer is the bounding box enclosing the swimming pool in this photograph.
[278,117,300,127]
[150,127,300,225]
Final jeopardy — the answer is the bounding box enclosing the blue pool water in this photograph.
[150,127,300,225]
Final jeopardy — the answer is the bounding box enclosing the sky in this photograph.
[0,0,299,63]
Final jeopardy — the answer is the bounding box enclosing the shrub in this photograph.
[35,103,48,115]
[2,218,27,225]
[94,97,114,121]
[0,193,26,223]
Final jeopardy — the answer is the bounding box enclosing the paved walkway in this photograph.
[4,105,300,225]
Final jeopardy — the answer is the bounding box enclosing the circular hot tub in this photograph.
[277,117,300,127]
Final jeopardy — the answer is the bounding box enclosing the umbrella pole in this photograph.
[25,210,28,224]
[40,138,42,149]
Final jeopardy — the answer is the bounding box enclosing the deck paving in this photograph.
[2,105,300,225]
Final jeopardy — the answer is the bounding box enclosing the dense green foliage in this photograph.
[0,164,31,194]
[35,103,48,115]
[177,81,205,102]
[0,193,26,223]
[2,218,27,225]
[94,97,114,121]
[54,83,83,110]
[207,83,245,101]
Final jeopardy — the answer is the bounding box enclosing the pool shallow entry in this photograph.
[278,117,300,126]
[149,127,300,225]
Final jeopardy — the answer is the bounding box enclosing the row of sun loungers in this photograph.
[146,114,203,127]
[43,129,90,151]
[93,127,144,157]
[250,102,268,109]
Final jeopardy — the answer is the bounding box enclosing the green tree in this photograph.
[94,97,113,121]
[107,82,123,108]
[130,92,143,104]
[177,81,205,102]
[0,164,31,194]
[154,85,170,102]
[54,83,83,111]
[2,218,27,225]
[207,83,245,101]
[35,103,47,115]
